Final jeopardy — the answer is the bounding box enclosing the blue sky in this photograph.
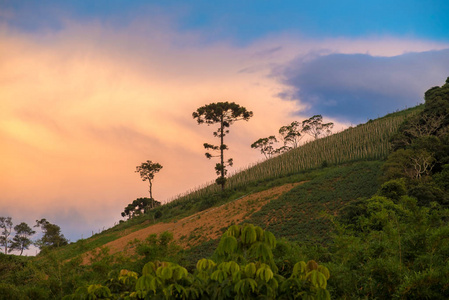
[3,0,449,43]
[1,0,449,250]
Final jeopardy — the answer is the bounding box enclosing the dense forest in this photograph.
[1,78,449,299]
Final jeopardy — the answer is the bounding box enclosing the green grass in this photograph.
[247,161,383,244]
[168,161,384,269]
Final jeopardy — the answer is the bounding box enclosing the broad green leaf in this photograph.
[157,266,173,280]
[306,270,327,289]
[263,231,277,248]
[142,262,156,276]
[245,263,256,277]
[317,265,330,280]
[316,288,331,300]
[242,224,257,244]
[135,275,153,291]
[196,258,216,271]
[292,261,307,277]
[225,225,241,238]
[217,236,238,255]
[173,266,188,280]
[306,260,318,272]
[256,264,274,282]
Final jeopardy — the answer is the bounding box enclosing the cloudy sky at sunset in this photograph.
[1,0,449,253]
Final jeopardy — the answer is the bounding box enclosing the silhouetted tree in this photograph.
[34,218,68,249]
[0,217,13,254]
[193,102,253,191]
[279,121,304,149]
[302,115,334,139]
[121,198,161,219]
[10,222,35,255]
[251,136,278,159]
[136,160,163,202]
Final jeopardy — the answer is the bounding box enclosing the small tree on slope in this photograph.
[135,160,163,205]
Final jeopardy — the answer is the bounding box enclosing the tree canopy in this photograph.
[279,121,303,149]
[302,115,334,139]
[10,222,35,255]
[121,197,161,219]
[251,115,334,158]
[34,218,68,249]
[250,136,278,159]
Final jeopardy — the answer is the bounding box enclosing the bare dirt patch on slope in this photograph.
[82,183,301,264]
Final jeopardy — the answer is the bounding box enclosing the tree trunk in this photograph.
[149,180,153,201]
[220,116,225,191]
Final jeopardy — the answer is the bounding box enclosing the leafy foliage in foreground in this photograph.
[63,224,331,300]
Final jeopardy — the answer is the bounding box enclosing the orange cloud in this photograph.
[0,21,300,240]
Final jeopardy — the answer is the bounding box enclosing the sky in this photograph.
[1,0,449,254]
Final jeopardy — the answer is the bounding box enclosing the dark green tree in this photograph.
[121,204,135,220]
[302,115,334,139]
[0,216,13,254]
[423,77,449,129]
[9,222,35,255]
[193,102,253,191]
[251,136,278,159]
[135,160,163,203]
[121,198,161,219]
[392,78,449,150]
[334,191,449,298]
[34,218,68,249]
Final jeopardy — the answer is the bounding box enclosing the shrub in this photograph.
[378,178,407,201]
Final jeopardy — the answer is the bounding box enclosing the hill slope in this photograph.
[55,106,421,263]
[82,183,301,264]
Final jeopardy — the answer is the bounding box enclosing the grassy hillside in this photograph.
[47,105,422,263]
[248,160,383,243]
[142,105,422,223]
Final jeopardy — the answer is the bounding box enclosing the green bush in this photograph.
[0,283,26,300]
[378,178,407,201]
[23,286,50,300]
[329,194,449,299]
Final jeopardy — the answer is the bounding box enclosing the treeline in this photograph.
[0,217,68,255]
[251,115,334,158]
